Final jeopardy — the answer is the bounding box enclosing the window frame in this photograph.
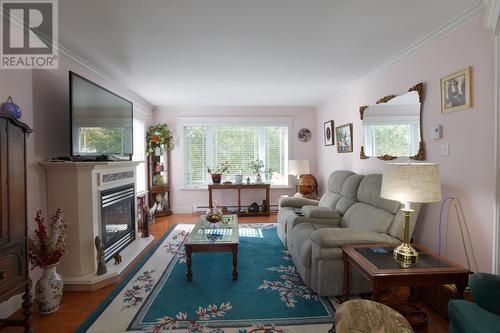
[132,113,147,195]
[178,117,292,189]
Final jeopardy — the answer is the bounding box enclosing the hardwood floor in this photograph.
[3,214,449,332]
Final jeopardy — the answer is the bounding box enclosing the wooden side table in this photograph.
[341,243,470,328]
[208,183,270,217]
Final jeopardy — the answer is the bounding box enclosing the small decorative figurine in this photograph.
[262,199,267,212]
[95,236,107,275]
[142,206,151,238]
[113,252,122,265]
[246,177,251,185]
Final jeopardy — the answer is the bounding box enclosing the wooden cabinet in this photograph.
[0,111,32,332]
[147,148,172,218]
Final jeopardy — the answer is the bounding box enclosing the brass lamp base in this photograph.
[393,208,418,268]
[393,242,419,268]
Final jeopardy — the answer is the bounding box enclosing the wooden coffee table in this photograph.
[184,214,239,281]
[341,243,471,327]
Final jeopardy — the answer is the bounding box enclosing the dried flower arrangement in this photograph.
[28,209,67,268]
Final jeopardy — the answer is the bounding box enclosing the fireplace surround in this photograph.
[40,161,154,290]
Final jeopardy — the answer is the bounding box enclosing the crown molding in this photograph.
[0,8,153,111]
[58,46,154,111]
[484,0,500,34]
[319,1,486,109]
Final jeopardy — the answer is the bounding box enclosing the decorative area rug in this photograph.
[78,223,335,332]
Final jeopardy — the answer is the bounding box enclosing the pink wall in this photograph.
[0,55,154,315]
[317,15,495,272]
[154,106,317,212]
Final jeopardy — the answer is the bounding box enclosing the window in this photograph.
[182,119,289,187]
[133,118,146,194]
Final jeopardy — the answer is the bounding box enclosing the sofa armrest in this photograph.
[302,206,340,219]
[310,228,399,248]
[279,196,319,208]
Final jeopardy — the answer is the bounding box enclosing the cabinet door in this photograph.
[7,122,26,241]
[0,119,7,246]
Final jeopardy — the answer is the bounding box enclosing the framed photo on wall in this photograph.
[324,120,334,146]
[440,67,472,114]
[336,123,353,153]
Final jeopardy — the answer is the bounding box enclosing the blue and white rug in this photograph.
[78,223,336,332]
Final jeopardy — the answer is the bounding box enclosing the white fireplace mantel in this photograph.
[40,160,154,290]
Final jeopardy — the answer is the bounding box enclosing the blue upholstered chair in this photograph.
[448,273,500,333]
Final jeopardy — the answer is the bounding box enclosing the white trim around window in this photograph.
[178,117,293,189]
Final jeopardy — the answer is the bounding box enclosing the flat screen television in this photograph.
[70,71,133,160]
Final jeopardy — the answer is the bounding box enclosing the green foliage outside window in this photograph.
[80,127,124,154]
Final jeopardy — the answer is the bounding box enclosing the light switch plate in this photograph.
[441,143,449,156]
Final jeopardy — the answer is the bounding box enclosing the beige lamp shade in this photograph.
[381,162,442,203]
[289,160,310,176]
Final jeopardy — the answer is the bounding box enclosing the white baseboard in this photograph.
[0,294,22,319]
[171,206,195,214]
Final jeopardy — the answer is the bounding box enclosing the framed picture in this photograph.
[324,120,334,146]
[336,123,353,153]
[440,67,472,114]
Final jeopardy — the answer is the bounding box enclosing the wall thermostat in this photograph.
[431,125,442,140]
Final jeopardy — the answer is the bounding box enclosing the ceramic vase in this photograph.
[255,174,263,184]
[35,263,64,314]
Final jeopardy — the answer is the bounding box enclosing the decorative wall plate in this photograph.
[298,128,312,142]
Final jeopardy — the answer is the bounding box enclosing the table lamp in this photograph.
[381,162,441,266]
[288,160,310,197]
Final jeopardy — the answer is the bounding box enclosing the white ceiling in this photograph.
[59,0,481,107]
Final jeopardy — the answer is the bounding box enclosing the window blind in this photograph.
[183,123,288,187]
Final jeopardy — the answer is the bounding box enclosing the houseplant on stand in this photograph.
[207,161,229,184]
[146,123,174,156]
[249,159,264,183]
[28,209,67,314]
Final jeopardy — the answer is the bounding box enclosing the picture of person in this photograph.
[441,67,472,114]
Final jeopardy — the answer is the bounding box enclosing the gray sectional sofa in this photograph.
[277,170,421,296]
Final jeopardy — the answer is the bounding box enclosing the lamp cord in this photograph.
[438,197,471,270]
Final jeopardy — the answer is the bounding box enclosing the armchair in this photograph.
[449,273,500,333]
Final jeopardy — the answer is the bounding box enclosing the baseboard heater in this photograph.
[194,204,279,213]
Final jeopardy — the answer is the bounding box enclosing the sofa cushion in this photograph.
[310,227,399,248]
[326,170,356,193]
[340,202,394,234]
[318,192,342,209]
[302,206,340,219]
[357,174,400,214]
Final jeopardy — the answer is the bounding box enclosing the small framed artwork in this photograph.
[336,123,353,153]
[324,120,334,146]
[440,67,472,114]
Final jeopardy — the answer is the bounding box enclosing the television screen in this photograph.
[70,72,133,159]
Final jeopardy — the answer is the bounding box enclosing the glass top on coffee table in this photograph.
[186,214,239,245]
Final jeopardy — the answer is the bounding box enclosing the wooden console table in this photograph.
[208,183,270,217]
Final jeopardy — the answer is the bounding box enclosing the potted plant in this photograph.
[264,167,275,183]
[249,159,264,183]
[28,209,67,314]
[207,161,229,184]
[146,123,174,156]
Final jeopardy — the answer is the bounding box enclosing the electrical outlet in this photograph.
[441,143,449,156]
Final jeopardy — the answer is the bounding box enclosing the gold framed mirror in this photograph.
[360,83,425,161]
